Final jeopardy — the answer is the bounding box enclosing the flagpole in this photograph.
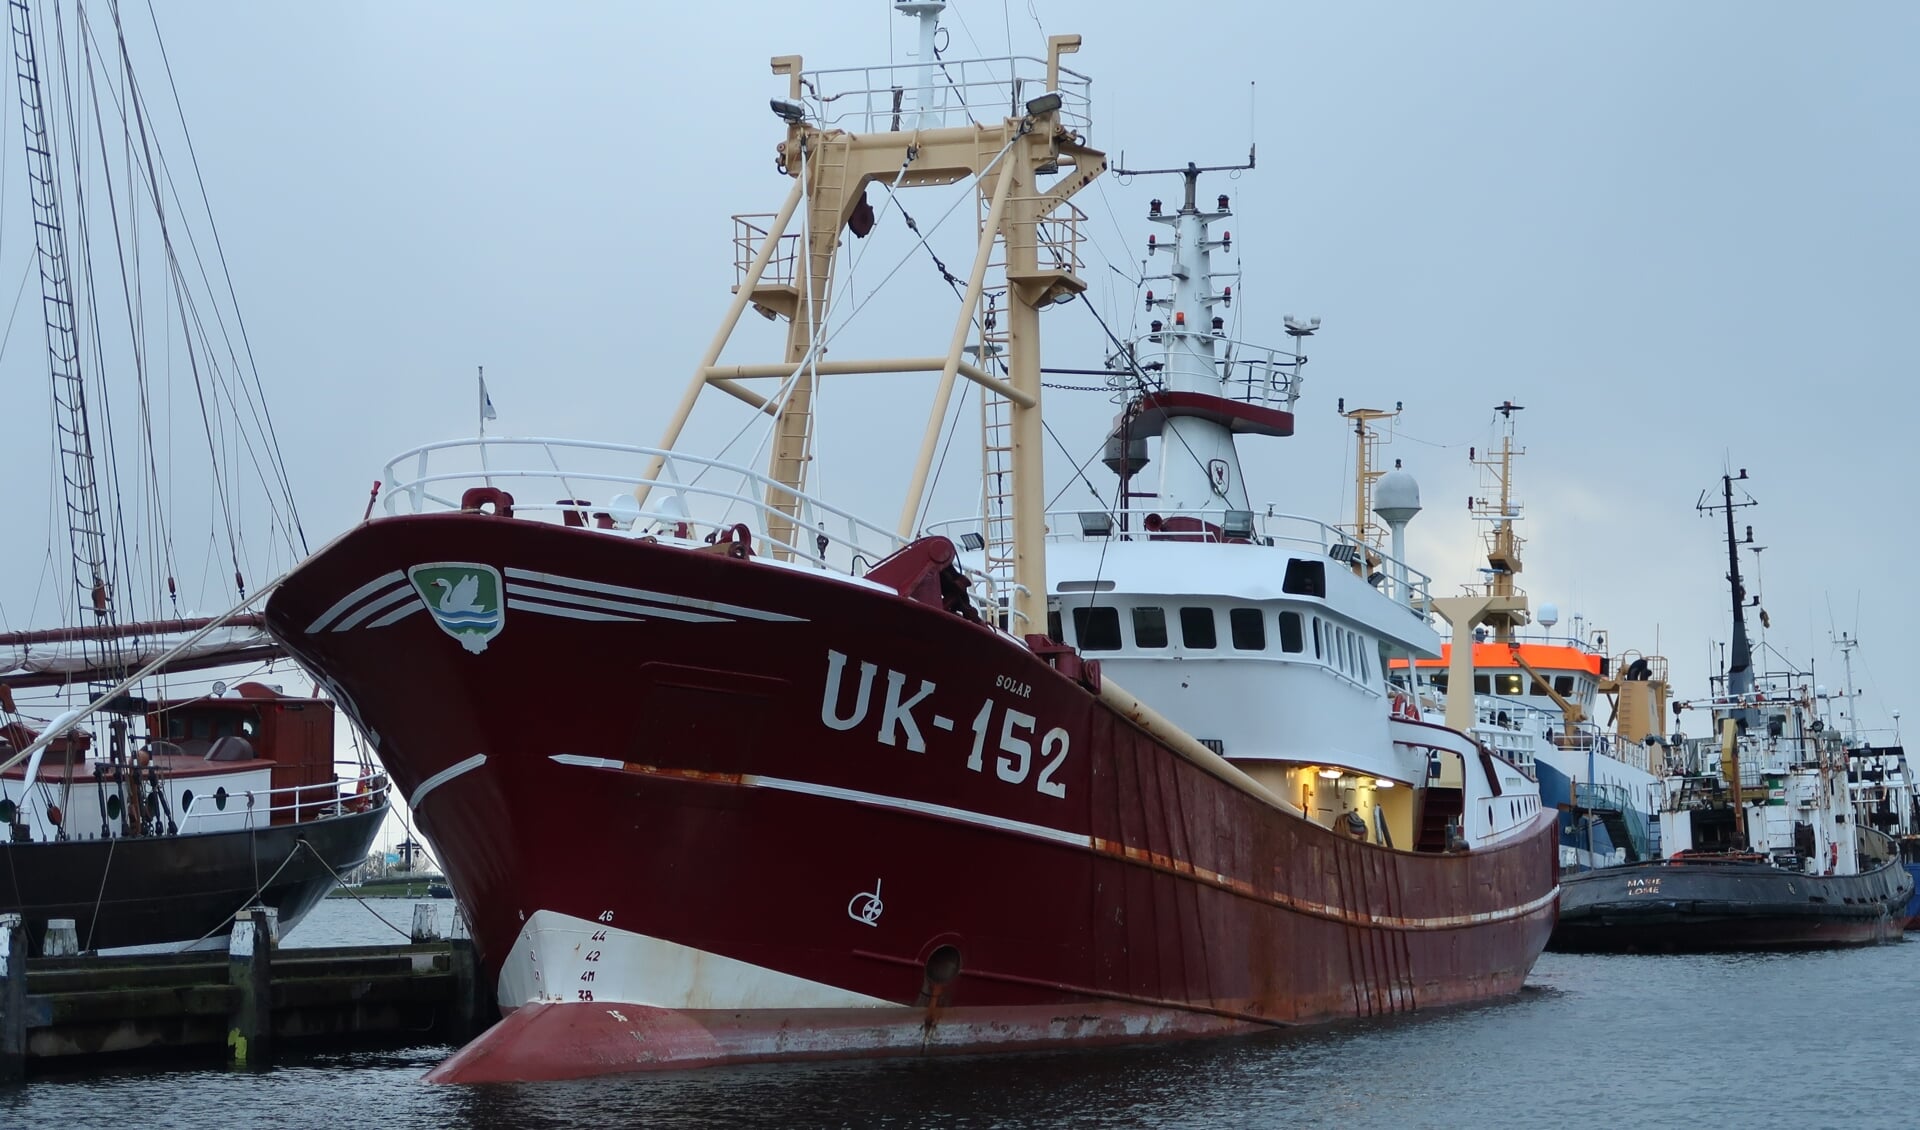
[478,365,494,488]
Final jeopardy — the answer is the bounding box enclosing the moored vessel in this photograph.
[1550,471,1911,952]
[265,1,1558,1082]
[0,0,387,954]
[1396,406,1665,872]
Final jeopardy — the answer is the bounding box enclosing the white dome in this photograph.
[1537,602,1560,629]
[1373,467,1422,524]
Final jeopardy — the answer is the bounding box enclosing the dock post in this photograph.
[446,907,488,1042]
[0,913,24,1082]
[41,919,78,958]
[411,903,441,942]
[226,907,278,1068]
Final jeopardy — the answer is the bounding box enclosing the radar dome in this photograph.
[1373,466,1422,525]
[1537,603,1559,629]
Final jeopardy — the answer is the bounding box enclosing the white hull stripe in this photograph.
[307,571,405,633]
[411,753,488,808]
[368,601,426,629]
[505,581,730,623]
[509,598,646,624]
[548,754,1559,931]
[333,583,421,632]
[505,566,804,623]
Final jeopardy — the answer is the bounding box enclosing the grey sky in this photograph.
[5,1,1916,738]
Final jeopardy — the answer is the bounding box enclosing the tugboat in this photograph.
[1550,471,1912,951]
[264,1,1558,1083]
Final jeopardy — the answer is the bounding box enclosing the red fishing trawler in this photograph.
[265,1,1558,1082]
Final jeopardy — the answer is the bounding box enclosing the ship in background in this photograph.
[1822,631,1920,928]
[265,0,1558,1083]
[1395,405,1665,873]
[1550,471,1911,951]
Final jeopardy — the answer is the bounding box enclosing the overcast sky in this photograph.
[4,0,1916,742]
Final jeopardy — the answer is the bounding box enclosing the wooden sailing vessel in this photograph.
[265,1,1557,1082]
[0,0,385,954]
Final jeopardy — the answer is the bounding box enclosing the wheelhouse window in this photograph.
[1312,617,1324,660]
[1494,673,1525,696]
[1071,606,1122,651]
[1474,674,1491,694]
[1133,606,1169,649]
[1278,610,1304,653]
[1180,607,1217,649]
[1554,675,1576,696]
[1230,608,1266,651]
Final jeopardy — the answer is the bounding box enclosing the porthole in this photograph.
[182,789,195,812]
[106,794,123,821]
[214,786,230,811]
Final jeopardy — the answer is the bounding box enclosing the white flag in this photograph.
[479,372,498,421]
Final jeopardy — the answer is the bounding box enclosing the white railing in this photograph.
[381,437,916,573]
[379,438,1006,622]
[1106,331,1303,414]
[173,768,390,833]
[926,507,1435,616]
[801,54,1092,137]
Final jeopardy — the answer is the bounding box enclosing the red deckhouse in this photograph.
[266,1,1558,1083]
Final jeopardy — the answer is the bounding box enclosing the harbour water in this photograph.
[6,898,1911,1129]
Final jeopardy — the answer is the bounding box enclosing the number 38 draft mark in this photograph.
[819,649,1070,799]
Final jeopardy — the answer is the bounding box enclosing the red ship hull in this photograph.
[265,513,1559,1083]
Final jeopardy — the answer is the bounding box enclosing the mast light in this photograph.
[1150,198,1163,216]
[1211,316,1224,333]
[1145,289,1154,310]
[1174,311,1186,327]
[1223,285,1232,305]
[1217,194,1230,210]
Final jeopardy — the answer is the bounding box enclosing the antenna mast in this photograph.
[1468,402,1528,642]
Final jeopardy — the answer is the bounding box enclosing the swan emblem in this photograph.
[407,563,504,654]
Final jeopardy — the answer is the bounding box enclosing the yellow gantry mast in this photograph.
[1338,399,1401,573]
[639,12,1103,635]
[1469,400,1528,643]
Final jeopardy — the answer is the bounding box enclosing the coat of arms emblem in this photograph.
[408,563,504,654]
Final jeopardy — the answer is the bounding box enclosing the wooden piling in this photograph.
[226,907,277,1068]
[41,919,78,958]
[0,913,24,1082]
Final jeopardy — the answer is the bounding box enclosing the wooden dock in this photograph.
[0,906,494,1079]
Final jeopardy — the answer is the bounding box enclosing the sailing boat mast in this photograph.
[8,0,122,676]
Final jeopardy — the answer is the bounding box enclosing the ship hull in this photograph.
[0,804,386,953]
[1550,855,1912,953]
[265,514,1560,1082]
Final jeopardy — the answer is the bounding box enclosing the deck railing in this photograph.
[1107,330,1303,414]
[172,768,390,833]
[930,507,1433,617]
[800,54,1092,137]
[378,437,1001,619]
